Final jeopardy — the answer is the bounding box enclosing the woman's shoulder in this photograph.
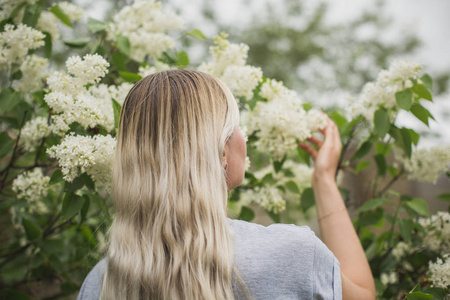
[227,218,317,245]
[77,259,106,300]
[227,219,340,299]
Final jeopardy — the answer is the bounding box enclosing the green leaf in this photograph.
[111,52,128,71]
[50,5,72,27]
[412,83,432,101]
[119,72,142,82]
[395,88,413,110]
[267,210,280,223]
[420,74,433,90]
[63,38,90,48]
[297,147,311,166]
[408,129,420,145]
[404,292,434,300]
[374,109,390,138]
[353,140,372,160]
[357,198,387,213]
[329,111,347,128]
[80,225,97,247]
[61,193,85,220]
[88,18,108,33]
[300,188,315,213]
[273,155,286,173]
[285,180,300,194]
[176,51,190,68]
[43,32,52,58]
[398,218,413,242]
[0,88,21,113]
[374,154,387,176]
[239,206,255,222]
[22,218,42,242]
[0,131,14,159]
[49,169,63,185]
[80,173,95,190]
[1,290,30,300]
[117,35,130,56]
[411,104,434,127]
[405,198,430,216]
[22,3,41,27]
[64,176,84,192]
[357,209,384,227]
[355,161,371,173]
[422,287,446,300]
[186,29,207,40]
[112,98,122,130]
[400,127,412,158]
[41,239,64,255]
[79,196,90,224]
[437,193,450,202]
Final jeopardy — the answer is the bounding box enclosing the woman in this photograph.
[77,69,375,299]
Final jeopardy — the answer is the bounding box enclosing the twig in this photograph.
[378,169,405,197]
[0,110,28,189]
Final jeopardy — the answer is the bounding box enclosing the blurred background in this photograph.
[76,0,450,145]
[74,0,450,221]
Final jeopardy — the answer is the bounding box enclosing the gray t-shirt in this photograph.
[77,219,341,299]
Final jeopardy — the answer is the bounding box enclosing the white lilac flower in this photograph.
[249,95,327,160]
[282,161,314,193]
[348,60,423,126]
[0,0,37,23]
[221,65,263,100]
[47,134,116,191]
[109,82,133,105]
[107,0,183,62]
[260,79,286,101]
[65,54,110,85]
[418,211,450,253]
[428,254,450,289]
[392,241,410,260]
[0,24,45,70]
[199,32,249,77]
[244,156,251,172]
[12,168,50,213]
[401,146,450,184]
[11,55,49,93]
[45,54,112,134]
[47,71,83,96]
[240,186,286,214]
[45,91,113,135]
[377,60,422,90]
[36,11,60,41]
[380,272,398,286]
[20,116,51,151]
[138,61,171,78]
[57,2,83,22]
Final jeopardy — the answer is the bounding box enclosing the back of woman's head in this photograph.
[101,69,240,300]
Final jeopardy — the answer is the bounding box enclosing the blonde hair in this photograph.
[100,69,240,299]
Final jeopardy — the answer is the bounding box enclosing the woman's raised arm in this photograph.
[300,118,376,300]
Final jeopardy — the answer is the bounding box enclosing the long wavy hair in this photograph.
[100,69,240,299]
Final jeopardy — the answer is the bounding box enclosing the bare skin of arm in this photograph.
[299,118,376,300]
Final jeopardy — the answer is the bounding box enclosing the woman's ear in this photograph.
[222,148,228,169]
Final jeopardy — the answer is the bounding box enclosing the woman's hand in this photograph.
[299,118,342,184]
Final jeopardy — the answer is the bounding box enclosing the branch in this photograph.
[0,110,28,189]
[0,215,75,269]
[378,169,405,197]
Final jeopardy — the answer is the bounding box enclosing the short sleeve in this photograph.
[77,259,106,300]
[312,239,342,299]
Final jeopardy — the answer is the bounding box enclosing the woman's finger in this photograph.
[299,142,318,160]
[306,136,324,148]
